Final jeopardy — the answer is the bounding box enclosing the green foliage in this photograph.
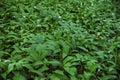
[0,0,120,80]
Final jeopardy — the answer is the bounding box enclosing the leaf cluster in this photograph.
[0,0,120,80]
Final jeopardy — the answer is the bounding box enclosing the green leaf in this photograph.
[0,51,8,58]
[78,46,88,52]
[7,63,15,74]
[13,72,26,80]
[48,60,61,66]
[54,70,64,76]
[64,67,77,76]
[86,60,97,72]
[101,75,115,80]
[37,65,48,73]
[70,76,77,80]
[33,61,43,67]
[58,40,70,58]
[63,56,74,65]
[83,72,93,79]
[50,74,60,80]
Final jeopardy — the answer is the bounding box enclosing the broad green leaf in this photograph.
[64,67,77,76]
[58,40,70,58]
[7,63,15,74]
[54,70,64,76]
[13,72,26,80]
[63,56,74,65]
[50,74,60,80]
[48,60,61,66]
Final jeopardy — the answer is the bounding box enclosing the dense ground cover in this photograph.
[0,0,120,80]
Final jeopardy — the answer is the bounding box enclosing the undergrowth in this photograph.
[0,0,120,80]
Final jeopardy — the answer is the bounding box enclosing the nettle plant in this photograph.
[0,0,120,80]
